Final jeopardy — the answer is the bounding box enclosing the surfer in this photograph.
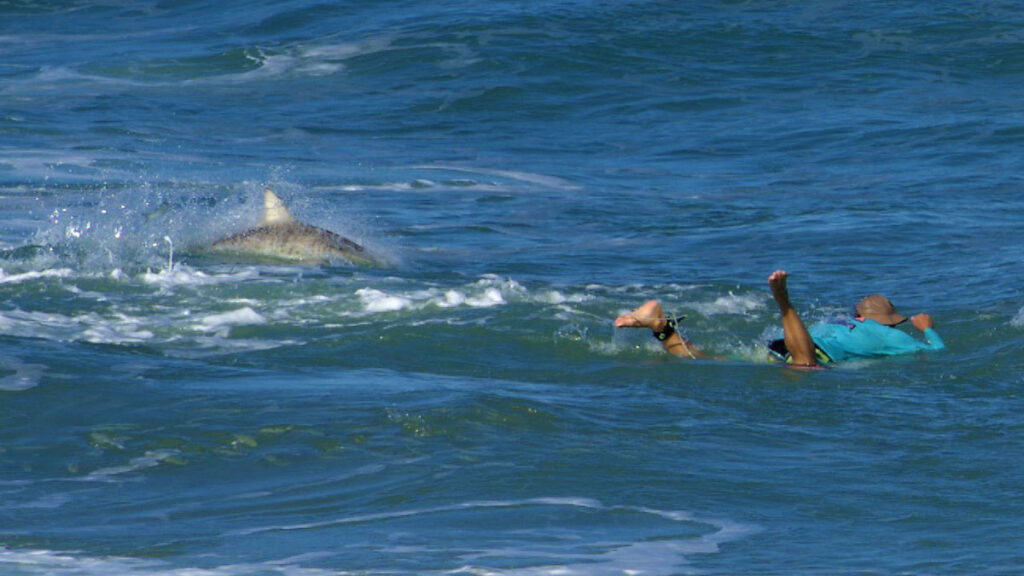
[614,270,945,367]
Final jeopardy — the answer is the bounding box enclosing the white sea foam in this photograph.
[465,287,505,307]
[141,263,258,289]
[0,546,342,576]
[412,164,582,190]
[0,267,73,284]
[1011,306,1024,327]
[1,309,78,332]
[0,357,44,392]
[82,317,155,345]
[693,291,765,316]
[82,449,182,482]
[233,497,754,576]
[333,180,509,194]
[0,307,157,346]
[188,37,396,86]
[2,36,399,98]
[194,307,267,334]
[440,290,467,307]
[356,288,414,313]
[0,65,153,103]
[354,276,526,314]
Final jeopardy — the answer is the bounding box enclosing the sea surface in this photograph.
[2,1,1023,574]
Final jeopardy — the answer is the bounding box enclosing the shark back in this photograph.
[208,189,377,265]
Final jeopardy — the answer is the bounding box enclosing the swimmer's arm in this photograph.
[912,313,946,351]
[921,328,945,351]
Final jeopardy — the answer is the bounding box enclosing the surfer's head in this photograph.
[855,294,907,326]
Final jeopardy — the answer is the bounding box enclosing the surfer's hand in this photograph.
[911,313,933,331]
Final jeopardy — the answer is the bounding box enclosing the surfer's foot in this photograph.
[768,269,792,310]
[615,300,669,332]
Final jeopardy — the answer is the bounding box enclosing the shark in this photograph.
[207,188,378,266]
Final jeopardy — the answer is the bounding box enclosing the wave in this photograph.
[0,495,753,575]
[0,247,772,362]
[5,249,1009,369]
[0,34,453,93]
[0,546,339,576]
[232,496,755,576]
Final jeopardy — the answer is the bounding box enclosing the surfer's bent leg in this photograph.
[615,300,705,359]
[768,270,818,367]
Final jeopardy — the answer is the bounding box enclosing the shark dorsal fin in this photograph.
[261,188,295,225]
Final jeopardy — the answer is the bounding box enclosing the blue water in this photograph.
[2,1,1023,574]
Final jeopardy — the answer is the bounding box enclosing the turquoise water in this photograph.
[2,1,1023,574]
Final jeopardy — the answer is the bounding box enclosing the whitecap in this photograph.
[356,288,414,312]
[194,307,267,333]
[440,290,467,307]
[466,287,505,308]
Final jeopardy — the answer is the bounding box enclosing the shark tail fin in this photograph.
[261,188,296,225]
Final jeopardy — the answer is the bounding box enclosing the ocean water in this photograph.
[2,1,1023,574]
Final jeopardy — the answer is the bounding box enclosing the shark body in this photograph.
[208,189,377,266]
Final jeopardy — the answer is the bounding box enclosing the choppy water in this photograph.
[2,1,1023,574]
